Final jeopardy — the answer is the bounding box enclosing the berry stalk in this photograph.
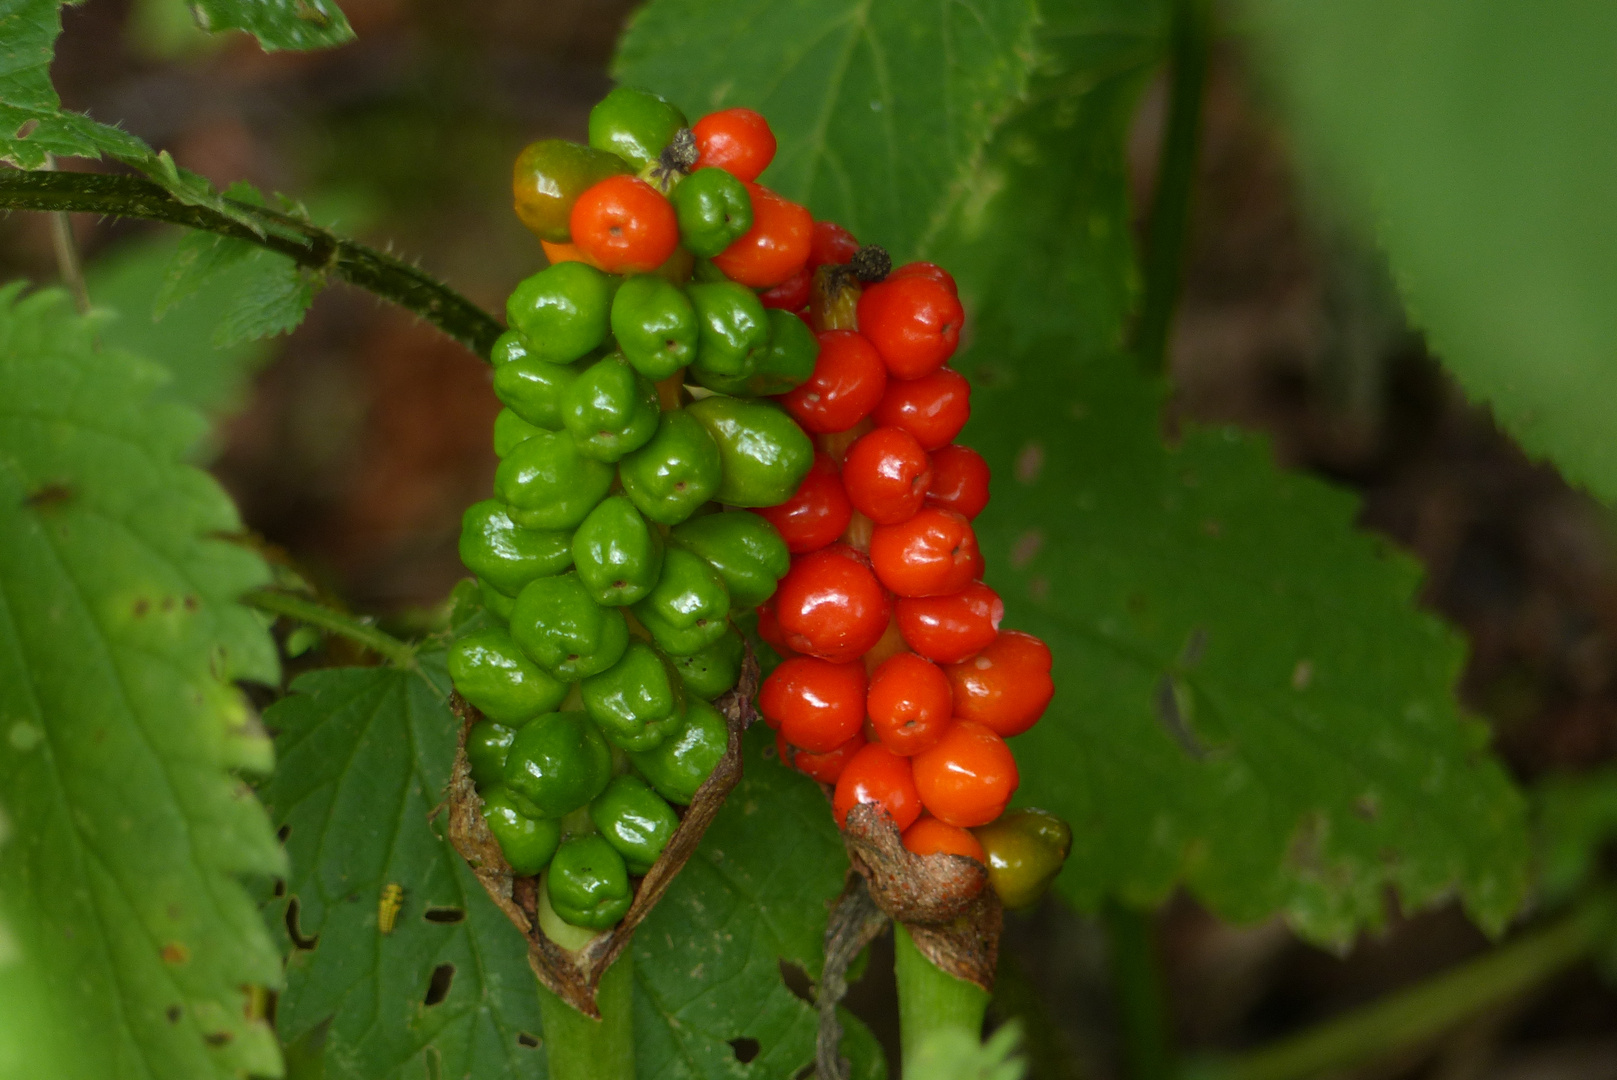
[536,951,635,1080]
[894,924,990,1066]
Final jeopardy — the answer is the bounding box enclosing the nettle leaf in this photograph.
[1534,770,1617,908]
[190,0,354,52]
[614,0,1041,262]
[928,5,1530,942]
[1239,0,1617,503]
[0,285,285,1079]
[263,660,878,1080]
[211,256,320,345]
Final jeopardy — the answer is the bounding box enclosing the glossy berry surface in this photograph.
[887,261,958,295]
[866,652,953,755]
[946,630,1054,738]
[809,221,860,269]
[760,656,867,752]
[779,330,887,434]
[856,275,964,379]
[842,427,933,526]
[895,580,1003,664]
[902,816,986,862]
[777,730,865,785]
[872,367,971,450]
[751,453,853,554]
[712,183,813,288]
[692,107,776,181]
[833,743,921,830]
[759,267,812,312]
[911,721,1019,827]
[869,507,980,598]
[773,545,890,663]
[570,175,679,274]
[925,444,991,519]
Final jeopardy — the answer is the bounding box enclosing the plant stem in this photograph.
[894,923,990,1067]
[1184,899,1612,1080]
[1105,901,1176,1080]
[1132,0,1213,374]
[537,950,636,1080]
[0,169,504,360]
[242,587,417,668]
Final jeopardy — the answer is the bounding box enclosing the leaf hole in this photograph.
[423,906,465,924]
[777,959,814,1003]
[273,879,285,898]
[16,119,39,140]
[424,963,455,1006]
[517,1032,541,1049]
[277,824,291,843]
[203,1031,232,1047]
[284,898,319,950]
[166,1005,182,1024]
[729,1037,760,1063]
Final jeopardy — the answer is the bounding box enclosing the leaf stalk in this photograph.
[243,587,417,668]
[894,922,991,1069]
[536,950,636,1080]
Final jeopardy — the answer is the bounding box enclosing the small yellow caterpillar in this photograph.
[378,883,404,934]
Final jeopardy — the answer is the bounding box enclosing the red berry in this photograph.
[842,427,932,526]
[752,452,852,554]
[713,183,812,288]
[569,175,679,275]
[692,107,776,182]
[778,730,865,784]
[925,445,990,519]
[867,652,953,755]
[755,599,793,655]
[760,266,812,311]
[869,508,980,598]
[760,656,867,753]
[895,581,1003,663]
[888,261,958,296]
[912,722,1018,827]
[809,221,860,269]
[856,275,964,379]
[773,545,891,663]
[833,743,921,830]
[779,331,887,434]
[872,368,971,450]
[945,631,1053,738]
[902,816,985,861]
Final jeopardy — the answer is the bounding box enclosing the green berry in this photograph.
[580,640,685,752]
[547,835,632,929]
[610,274,698,380]
[479,578,516,621]
[493,354,586,431]
[671,628,744,700]
[687,280,770,376]
[481,784,563,875]
[589,86,688,171]
[690,308,817,397]
[513,139,633,243]
[632,547,731,656]
[507,262,615,364]
[448,626,569,724]
[590,775,679,875]
[495,428,615,530]
[510,573,630,680]
[494,408,543,458]
[466,718,519,788]
[503,710,613,820]
[560,354,661,462]
[459,499,573,597]
[572,496,664,607]
[685,396,815,507]
[628,697,728,805]
[671,512,789,610]
[669,167,752,257]
[617,408,723,526]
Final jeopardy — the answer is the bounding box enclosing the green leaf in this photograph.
[264,657,880,1079]
[1534,769,1617,907]
[930,5,1529,943]
[1238,0,1617,502]
[212,256,320,345]
[906,1025,1026,1080]
[0,284,285,1079]
[614,0,1041,261]
[191,0,355,52]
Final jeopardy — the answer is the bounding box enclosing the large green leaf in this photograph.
[927,4,1530,942]
[1238,0,1617,502]
[0,285,285,1079]
[614,0,1041,262]
[263,659,880,1079]
[191,0,353,52]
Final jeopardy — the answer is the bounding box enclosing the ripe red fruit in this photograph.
[869,508,980,598]
[773,545,891,663]
[866,652,953,755]
[856,275,964,379]
[945,631,1053,738]
[779,331,887,434]
[713,183,812,288]
[842,427,932,526]
[778,730,865,784]
[755,599,792,655]
[888,261,958,296]
[833,743,921,830]
[760,656,868,753]
[911,722,1018,827]
[925,445,991,520]
[692,107,776,182]
[809,221,861,268]
[760,266,812,311]
[872,368,971,450]
[902,816,986,861]
[752,452,853,554]
[569,175,679,274]
[895,581,1003,663]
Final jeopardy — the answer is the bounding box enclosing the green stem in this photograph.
[1184,900,1612,1080]
[1132,0,1213,373]
[536,951,636,1080]
[0,169,504,360]
[243,587,417,668]
[1106,901,1176,1080]
[894,923,991,1067]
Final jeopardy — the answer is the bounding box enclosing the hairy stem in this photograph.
[1184,899,1612,1080]
[0,169,504,359]
[537,950,636,1080]
[242,587,417,668]
[1133,0,1213,373]
[894,923,990,1067]
[1106,901,1176,1080]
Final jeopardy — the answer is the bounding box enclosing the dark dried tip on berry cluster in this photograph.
[663,128,699,172]
[850,244,891,283]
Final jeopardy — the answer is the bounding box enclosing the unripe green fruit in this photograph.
[611,275,698,380]
[685,396,815,507]
[588,85,688,171]
[572,496,664,607]
[581,640,685,751]
[632,547,731,656]
[671,511,789,610]
[628,697,728,805]
[547,835,632,929]
[507,262,614,363]
[669,168,752,257]
[459,499,572,597]
[481,784,563,875]
[617,408,723,526]
[512,139,633,243]
[495,428,615,531]
[494,408,543,458]
[590,775,679,875]
[510,573,630,680]
[493,354,586,431]
[479,578,516,621]
[690,308,818,397]
[561,354,661,463]
[973,808,1073,910]
[671,628,744,700]
[448,626,569,724]
[466,718,518,788]
[503,710,613,819]
[687,281,770,376]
